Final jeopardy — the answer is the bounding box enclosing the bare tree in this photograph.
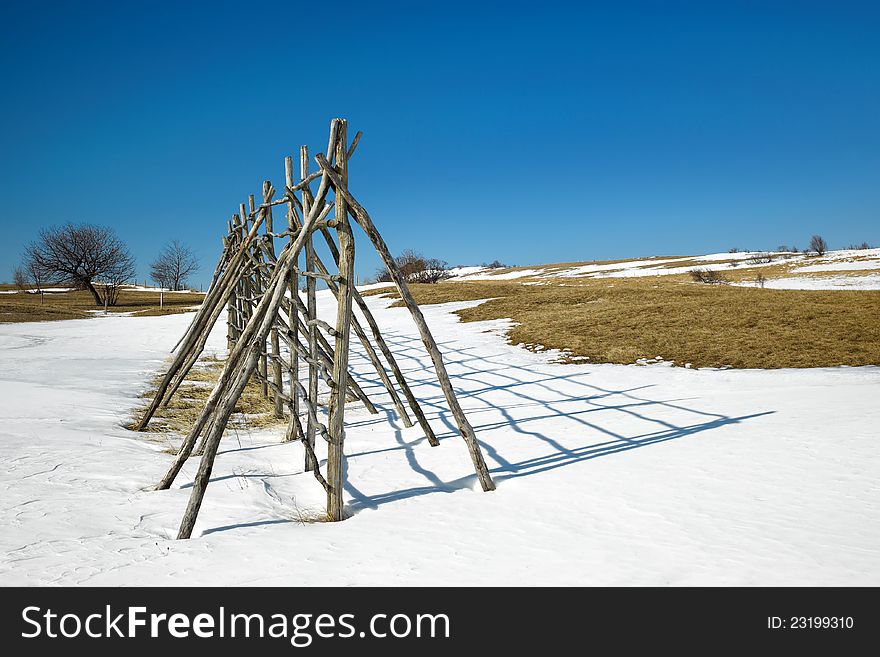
[374,249,450,284]
[747,252,774,265]
[809,234,828,256]
[23,223,136,306]
[150,240,199,291]
[12,266,27,291]
[25,258,46,292]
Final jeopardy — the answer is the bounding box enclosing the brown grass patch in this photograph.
[136,355,285,447]
[0,287,205,324]
[365,278,880,369]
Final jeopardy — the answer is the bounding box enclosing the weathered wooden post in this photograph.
[264,180,284,419]
[283,156,303,443]
[326,118,354,521]
[248,194,269,399]
[300,147,319,471]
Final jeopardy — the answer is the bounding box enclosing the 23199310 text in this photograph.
[768,617,854,630]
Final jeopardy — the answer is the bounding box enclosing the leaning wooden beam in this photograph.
[326,119,353,522]
[312,254,414,429]
[316,152,495,492]
[174,225,236,355]
[175,186,329,538]
[346,130,363,161]
[312,222,438,445]
[162,257,260,407]
[135,213,267,430]
[161,254,261,408]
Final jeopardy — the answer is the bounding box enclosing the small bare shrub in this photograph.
[689,268,728,284]
[747,252,774,265]
[756,273,767,288]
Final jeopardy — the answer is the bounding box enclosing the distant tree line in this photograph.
[730,234,874,257]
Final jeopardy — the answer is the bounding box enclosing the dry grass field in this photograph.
[366,276,880,369]
[0,285,205,323]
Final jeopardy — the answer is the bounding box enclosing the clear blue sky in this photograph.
[1,0,878,288]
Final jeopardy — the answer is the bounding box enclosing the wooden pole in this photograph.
[311,254,414,428]
[301,147,319,470]
[316,152,495,492]
[139,216,265,422]
[326,119,353,521]
[264,180,284,419]
[249,194,270,399]
[284,156,304,444]
[313,224,436,443]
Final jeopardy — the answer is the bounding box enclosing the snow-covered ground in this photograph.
[0,287,74,295]
[1,291,878,585]
[794,259,880,273]
[734,273,880,290]
[450,248,880,286]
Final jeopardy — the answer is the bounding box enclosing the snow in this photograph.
[794,260,880,273]
[122,286,203,293]
[447,266,488,277]
[1,294,879,586]
[451,252,808,281]
[547,257,688,278]
[456,268,544,280]
[735,274,880,290]
[812,247,880,260]
[447,249,880,288]
[0,287,74,294]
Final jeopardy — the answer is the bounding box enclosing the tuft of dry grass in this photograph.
[135,355,285,446]
[365,278,880,369]
[0,287,205,324]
